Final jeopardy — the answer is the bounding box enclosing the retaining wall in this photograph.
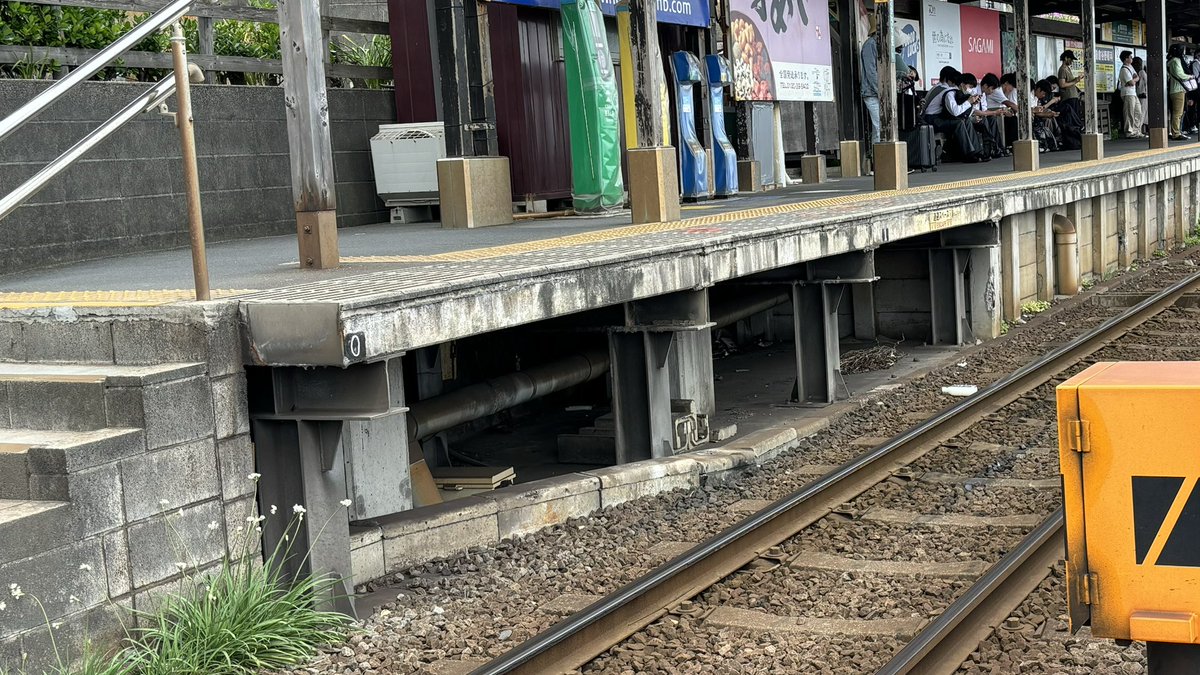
[0,80,394,275]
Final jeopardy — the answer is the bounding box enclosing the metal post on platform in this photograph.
[1080,0,1103,160]
[1145,0,1168,148]
[170,23,211,302]
[1012,0,1038,171]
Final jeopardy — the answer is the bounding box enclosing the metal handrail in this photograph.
[0,1,210,299]
[0,78,175,222]
[0,0,193,145]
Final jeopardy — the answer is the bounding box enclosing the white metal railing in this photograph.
[0,0,211,300]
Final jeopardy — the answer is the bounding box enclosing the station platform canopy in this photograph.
[945,0,1200,39]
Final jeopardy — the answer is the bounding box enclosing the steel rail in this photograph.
[0,0,193,145]
[876,510,1065,675]
[470,271,1200,675]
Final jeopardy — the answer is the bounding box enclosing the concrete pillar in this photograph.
[668,330,715,418]
[1034,208,1056,301]
[737,160,760,192]
[1173,176,1189,242]
[840,140,863,178]
[969,246,1003,341]
[1000,214,1023,322]
[874,142,909,191]
[1117,189,1136,268]
[437,157,515,228]
[1091,195,1108,277]
[1068,200,1091,279]
[628,147,681,224]
[1138,184,1155,257]
[1013,139,1040,172]
[801,154,827,184]
[1156,180,1170,247]
[1082,133,1104,161]
[1053,213,1081,296]
[851,283,876,339]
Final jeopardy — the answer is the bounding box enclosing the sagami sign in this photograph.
[922,0,1001,86]
[960,5,1002,77]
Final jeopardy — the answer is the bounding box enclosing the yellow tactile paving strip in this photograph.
[0,289,252,310]
[343,146,1179,265]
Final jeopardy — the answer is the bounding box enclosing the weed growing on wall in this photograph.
[0,474,352,675]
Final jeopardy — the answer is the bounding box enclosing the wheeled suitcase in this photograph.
[907,123,939,172]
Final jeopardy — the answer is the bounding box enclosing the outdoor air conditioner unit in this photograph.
[370,122,446,222]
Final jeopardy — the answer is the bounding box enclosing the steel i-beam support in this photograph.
[929,248,968,346]
[609,289,713,463]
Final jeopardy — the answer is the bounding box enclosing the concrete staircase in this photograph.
[0,305,253,669]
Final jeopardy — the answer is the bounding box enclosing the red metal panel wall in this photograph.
[390,0,438,123]
[491,5,573,201]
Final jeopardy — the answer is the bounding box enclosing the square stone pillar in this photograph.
[737,160,760,192]
[1149,128,1169,149]
[628,146,681,224]
[999,214,1023,322]
[1082,133,1104,161]
[801,155,827,184]
[297,211,339,269]
[840,141,862,178]
[437,157,514,229]
[1013,139,1040,172]
[969,246,1003,341]
[873,141,908,191]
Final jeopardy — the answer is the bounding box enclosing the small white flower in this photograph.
[339,499,352,508]
[207,521,220,531]
[0,601,6,611]
[68,595,79,604]
[247,472,262,482]
[51,622,62,630]
[292,504,306,514]
[255,526,262,534]
[78,563,92,572]
[246,515,257,523]
[9,584,23,599]
[270,504,278,515]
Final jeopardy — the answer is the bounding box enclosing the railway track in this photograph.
[469,271,1200,675]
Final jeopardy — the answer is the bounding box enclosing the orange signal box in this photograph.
[1057,362,1200,646]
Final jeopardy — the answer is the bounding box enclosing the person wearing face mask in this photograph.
[920,67,989,162]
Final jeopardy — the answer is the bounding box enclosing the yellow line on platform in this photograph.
[0,289,252,309]
[344,147,1181,266]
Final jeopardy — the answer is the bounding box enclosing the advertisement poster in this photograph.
[896,18,922,77]
[729,0,833,101]
[493,0,710,28]
[1094,44,1116,93]
[959,5,1001,78]
[921,0,961,88]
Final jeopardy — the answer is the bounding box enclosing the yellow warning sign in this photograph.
[1057,362,1200,644]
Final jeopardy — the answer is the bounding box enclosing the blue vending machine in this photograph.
[670,51,708,200]
[704,54,737,198]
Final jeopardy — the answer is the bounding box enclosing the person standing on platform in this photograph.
[860,27,911,150]
[1186,50,1200,134]
[1058,51,1083,100]
[1118,51,1145,139]
[1167,43,1195,141]
[1133,57,1149,135]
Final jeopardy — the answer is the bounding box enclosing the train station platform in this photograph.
[2,137,1199,367]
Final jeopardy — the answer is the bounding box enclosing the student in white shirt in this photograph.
[962,72,1007,157]
[1118,50,1145,139]
[920,67,988,162]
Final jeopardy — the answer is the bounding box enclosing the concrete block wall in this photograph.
[0,303,254,668]
[874,249,931,341]
[0,81,395,275]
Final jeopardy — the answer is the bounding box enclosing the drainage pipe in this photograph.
[408,348,610,440]
[1053,214,1080,296]
[406,289,792,440]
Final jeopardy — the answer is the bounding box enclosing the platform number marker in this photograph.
[344,332,365,362]
[1132,475,1200,567]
